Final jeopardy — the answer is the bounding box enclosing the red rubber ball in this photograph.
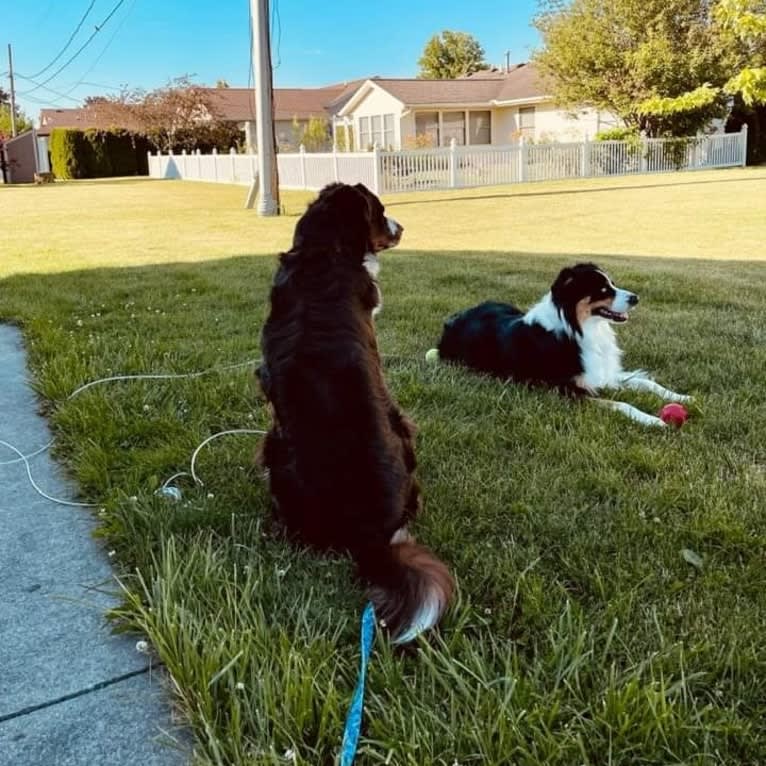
[659,403,689,427]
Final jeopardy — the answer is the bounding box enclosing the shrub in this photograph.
[49,128,147,179]
[50,129,89,179]
[83,130,113,177]
[595,126,640,142]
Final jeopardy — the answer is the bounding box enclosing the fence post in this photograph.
[449,138,458,188]
[212,148,218,182]
[299,144,307,189]
[519,137,528,183]
[582,135,591,178]
[230,146,237,182]
[740,123,748,167]
[640,131,648,173]
[196,148,202,180]
[372,144,381,194]
[181,149,188,178]
[332,142,339,182]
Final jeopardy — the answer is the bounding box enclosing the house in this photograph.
[204,82,364,151]
[37,84,364,153]
[334,63,619,150]
[36,64,620,157]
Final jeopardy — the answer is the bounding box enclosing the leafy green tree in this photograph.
[292,116,330,151]
[418,31,488,79]
[716,0,766,105]
[0,104,33,136]
[533,0,730,136]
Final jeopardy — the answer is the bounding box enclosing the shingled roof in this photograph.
[37,65,547,135]
[204,85,352,122]
[37,107,142,136]
[337,63,547,114]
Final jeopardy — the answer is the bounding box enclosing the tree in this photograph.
[634,0,766,135]
[291,116,331,151]
[533,0,730,136]
[418,31,489,79]
[0,104,33,137]
[87,76,243,152]
[716,0,766,105]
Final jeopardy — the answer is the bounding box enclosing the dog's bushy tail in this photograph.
[353,538,453,644]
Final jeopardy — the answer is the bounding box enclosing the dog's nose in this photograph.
[387,217,403,239]
[628,293,639,306]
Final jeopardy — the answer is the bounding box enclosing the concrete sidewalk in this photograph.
[0,324,189,765]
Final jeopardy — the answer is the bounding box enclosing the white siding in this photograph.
[491,102,620,144]
[350,86,405,149]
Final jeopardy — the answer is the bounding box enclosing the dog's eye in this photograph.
[601,287,607,293]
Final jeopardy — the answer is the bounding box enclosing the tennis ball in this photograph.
[425,348,440,364]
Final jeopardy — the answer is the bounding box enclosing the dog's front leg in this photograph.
[618,371,692,403]
[595,399,667,427]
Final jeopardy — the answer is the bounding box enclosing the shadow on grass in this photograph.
[1,250,765,764]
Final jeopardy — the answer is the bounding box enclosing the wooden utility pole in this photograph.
[7,44,17,137]
[247,0,280,214]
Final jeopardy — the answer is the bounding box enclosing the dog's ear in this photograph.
[553,266,575,292]
[294,183,372,254]
[331,184,372,224]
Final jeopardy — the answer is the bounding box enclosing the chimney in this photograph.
[505,50,511,73]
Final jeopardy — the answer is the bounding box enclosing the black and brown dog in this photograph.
[257,183,453,644]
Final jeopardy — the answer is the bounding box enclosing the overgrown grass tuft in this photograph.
[1,174,765,764]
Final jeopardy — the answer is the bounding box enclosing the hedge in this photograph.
[49,128,150,179]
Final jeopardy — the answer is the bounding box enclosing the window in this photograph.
[359,116,371,150]
[384,114,395,149]
[359,113,396,149]
[519,107,536,139]
[371,115,382,147]
[442,111,466,145]
[415,111,439,147]
[469,111,491,145]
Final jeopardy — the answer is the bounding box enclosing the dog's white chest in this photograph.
[363,253,382,318]
[579,320,623,390]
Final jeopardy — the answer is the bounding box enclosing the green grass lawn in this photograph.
[1,170,765,765]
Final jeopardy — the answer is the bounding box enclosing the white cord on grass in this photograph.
[0,357,263,506]
[0,439,98,508]
[67,359,260,399]
[189,429,267,486]
[0,359,261,468]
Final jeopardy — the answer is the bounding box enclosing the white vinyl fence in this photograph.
[148,126,748,195]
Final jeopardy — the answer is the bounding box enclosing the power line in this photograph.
[18,0,127,95]
[14,73,82,104]
[25,0,97,80]
[59,0,138,98]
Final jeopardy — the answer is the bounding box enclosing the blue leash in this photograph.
[340,602,376,766]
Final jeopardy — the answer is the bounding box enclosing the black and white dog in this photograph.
[430,263,691,427]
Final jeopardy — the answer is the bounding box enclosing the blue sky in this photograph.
[5,0,541,120]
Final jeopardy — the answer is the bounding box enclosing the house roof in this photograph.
[204,85,351,122]
[337,63,548,115]
[37,65,549,134]
[494,64,548,103]
[37,107,142,136]
[37,86,354,134]
[365,78,508,106]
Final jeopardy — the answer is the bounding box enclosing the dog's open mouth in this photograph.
[594,307,629,323]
